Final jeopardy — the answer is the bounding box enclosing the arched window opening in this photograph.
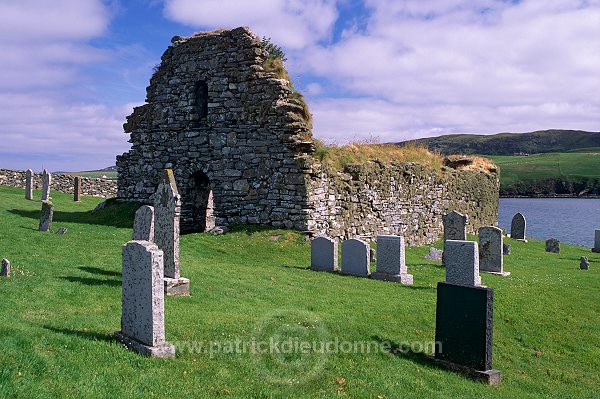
[196,81,208,120]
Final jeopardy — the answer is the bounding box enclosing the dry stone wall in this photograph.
[0,168,117,198]
[117,27,499,243]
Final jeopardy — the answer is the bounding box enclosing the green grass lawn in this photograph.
[0,185,599,398]
[488,152,600,190]
[64,171,118,180]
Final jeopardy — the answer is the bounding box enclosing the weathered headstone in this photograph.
[444,240,482,287]
[39,200,54,232]
[372,235,413,284]
[56,227,68,235]
[310,236,338,272]
[41,169,51,201]
[510,212,526,241]
[502,243,511,255]
[115,240,175,358]
[154,169,189,296]
[133,205,155,242]
[433,282,500,385]
[479,226,509,276]
[25,169,33,200]
[74,176,81,202]
[340,238,370,277]
[0,259,10,277]
[443,211,468,241]
[425,247,443,261]
[545,238,560,253]
[580,256,589,270]
[593,230,600,253]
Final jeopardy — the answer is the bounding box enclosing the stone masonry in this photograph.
[116,27,499,244]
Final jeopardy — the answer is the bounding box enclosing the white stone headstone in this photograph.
[479,226,509,276]
[310,236,338,272]
[340,238,370,277]
[372,235,413,284]
[25,169,33,200]
[41,169,51,201]
[133,205,155,242]
[116,240,175,358]
[444,240,481,287]
[154,169,181,279]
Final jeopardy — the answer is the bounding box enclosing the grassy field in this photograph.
[488,152,600,192]
[64,171,118,180]
[0,185,599,398]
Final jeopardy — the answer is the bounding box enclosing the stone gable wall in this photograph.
[0,168,117,198]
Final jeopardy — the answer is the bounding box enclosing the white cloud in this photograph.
[163,0,339,48]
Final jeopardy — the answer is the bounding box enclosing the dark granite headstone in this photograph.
[435,282,494,371]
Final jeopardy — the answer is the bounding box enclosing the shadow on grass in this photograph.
[282,264,309,270]
[372,335,440,369]
[8,198,141,228]
[78,266,121,277]
[59,276,121,287]
[44,326,116,343]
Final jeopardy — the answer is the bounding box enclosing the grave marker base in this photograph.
[480,271,511,277]
[428,356,502,385]
[371,272,413,284]
[164,277,190,296]
[114,331,175,358]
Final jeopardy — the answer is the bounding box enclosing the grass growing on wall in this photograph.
[1,185,598,398]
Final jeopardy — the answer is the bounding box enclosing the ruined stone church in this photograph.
[117,27,499,245]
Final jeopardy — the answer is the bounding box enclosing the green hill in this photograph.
[1,185,599,397]
[403,130,599,155]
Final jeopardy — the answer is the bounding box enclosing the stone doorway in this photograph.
[191,171,215,232]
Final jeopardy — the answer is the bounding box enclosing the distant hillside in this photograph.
[401,130,599,155]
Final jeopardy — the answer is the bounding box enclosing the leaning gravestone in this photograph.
[510,213,527,241]
[545,238,560,253]
[39,200,54,232]
[74,176,81,202]
[310,236,338,272]
[593,230,600,253]
[154,169,189,296]
[580,256,589,270]
[479,226,509,276]
[25,169,33,200]
[1,259,10,277]
[133,205,155,242]
[41,169,51,201]
[444,240,482,287]
[115,240,175,358]
[371,235,413,284]
[433,282,500,384]
[340,238,370,277]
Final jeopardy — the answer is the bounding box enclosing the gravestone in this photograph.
[580,256,589,270]
[74,176,81,202]
[593,230,600,253]
[371,235,413,284]
[115,240,175,358]
[56,227,68,235]
[510,213,526,241]
[433,282,501,385]
[25,169,33,200]
[41,169,51,201]
[39,200,54,232]
[133,205,155,242]
[425,247,443,261]
[1,259,10,277]
[479,226,509,276]
[545,238,560,253]
[443,211,468,241]
[310,236,338,272]
[154,169,189,296]
[370,248,376,262]
[444,240,482,287]
[340,238,370,277]
[503,243,511,255]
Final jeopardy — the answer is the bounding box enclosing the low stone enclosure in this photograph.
[116,27,499,245]
[0,168,116,198]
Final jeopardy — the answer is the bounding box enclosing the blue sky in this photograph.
[1,0,599,172]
